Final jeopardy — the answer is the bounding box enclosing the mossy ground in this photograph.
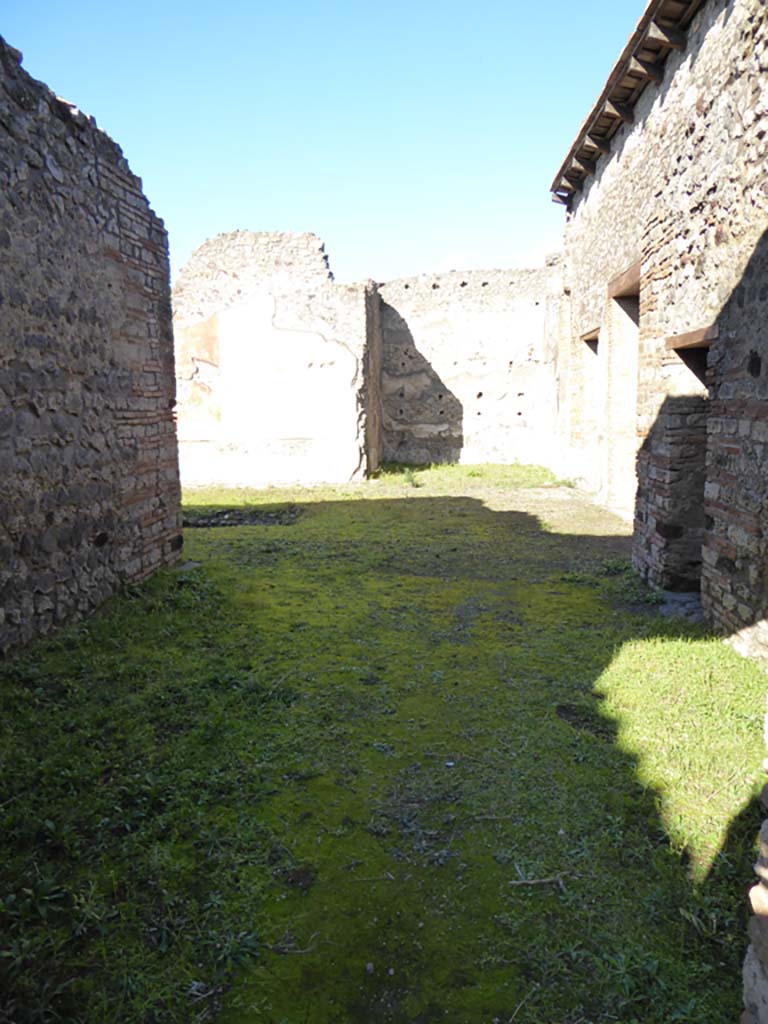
[1,464,765,1023]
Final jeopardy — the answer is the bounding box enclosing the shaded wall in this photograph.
[0,37,181,652]
[378,265,563,467]
[173,232,381,486]
[561,0,768,616]
[635,395,708,591]
[555,3,768,1015]
[703,228,768,658]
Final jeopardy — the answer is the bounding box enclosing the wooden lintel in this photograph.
[628,55,664,83]
[572,155,597,176]
[607,260,642,298]
[587,134,611,154]
[646,21,686,50]
[665,324,719,350]
[605,99,634,124]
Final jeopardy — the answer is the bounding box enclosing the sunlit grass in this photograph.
[599,635,763,877]
[182,460,558,509]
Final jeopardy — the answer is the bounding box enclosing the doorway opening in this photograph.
[604,264,641,518]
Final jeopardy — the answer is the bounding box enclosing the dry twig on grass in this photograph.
[507,873,570,893]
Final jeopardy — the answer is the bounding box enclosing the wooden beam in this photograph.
[571,155,597,176]
[587,134,611,154]
[628,55,664,83]
[554,178,578,200]
[665,324,719,350]
[550,0,688,194]
[607,260,642,298]
[551,194,570,206]
[646,21,686,50]
[605,99,634,124]
[680,0,705,27]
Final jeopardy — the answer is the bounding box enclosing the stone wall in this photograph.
[554,3,768,1017]
[173,240,565,487]
[0,37,182,652]
[173,231,381,486]
[635,395,708,591]
[172,230,334,321]
[561,0,768,641]
[378,263,563,466]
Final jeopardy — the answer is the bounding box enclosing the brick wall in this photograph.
[0,37,181,651]
[704,231,768,660]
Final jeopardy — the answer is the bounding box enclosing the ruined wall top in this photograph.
[173,230,334,327]
[378,260,562,305]
[0,35,147,195]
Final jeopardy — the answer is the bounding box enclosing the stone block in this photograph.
[745,945,768,1024]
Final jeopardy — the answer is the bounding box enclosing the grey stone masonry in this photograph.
[552,2,768,1017]
[559,0,768,658]
[172,230,334,329]
[0,36,182,652]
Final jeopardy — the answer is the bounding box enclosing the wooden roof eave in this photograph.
[549,0,705,200]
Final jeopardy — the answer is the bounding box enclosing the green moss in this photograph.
[1,468,764,1022]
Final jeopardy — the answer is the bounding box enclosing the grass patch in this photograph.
[563,557,665,607]
[183,460,558,509]
[1,465,764,1022]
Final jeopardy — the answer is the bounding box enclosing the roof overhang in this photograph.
[550,0,706,208]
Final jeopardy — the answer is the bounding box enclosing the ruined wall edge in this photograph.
[0,36,182,651]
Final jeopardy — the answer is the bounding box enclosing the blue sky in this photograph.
[4,2,642,282]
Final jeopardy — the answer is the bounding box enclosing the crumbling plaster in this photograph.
[173,237,565,486]
[173,231,380,486]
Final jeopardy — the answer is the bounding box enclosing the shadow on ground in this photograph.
[0,488,764,1023]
